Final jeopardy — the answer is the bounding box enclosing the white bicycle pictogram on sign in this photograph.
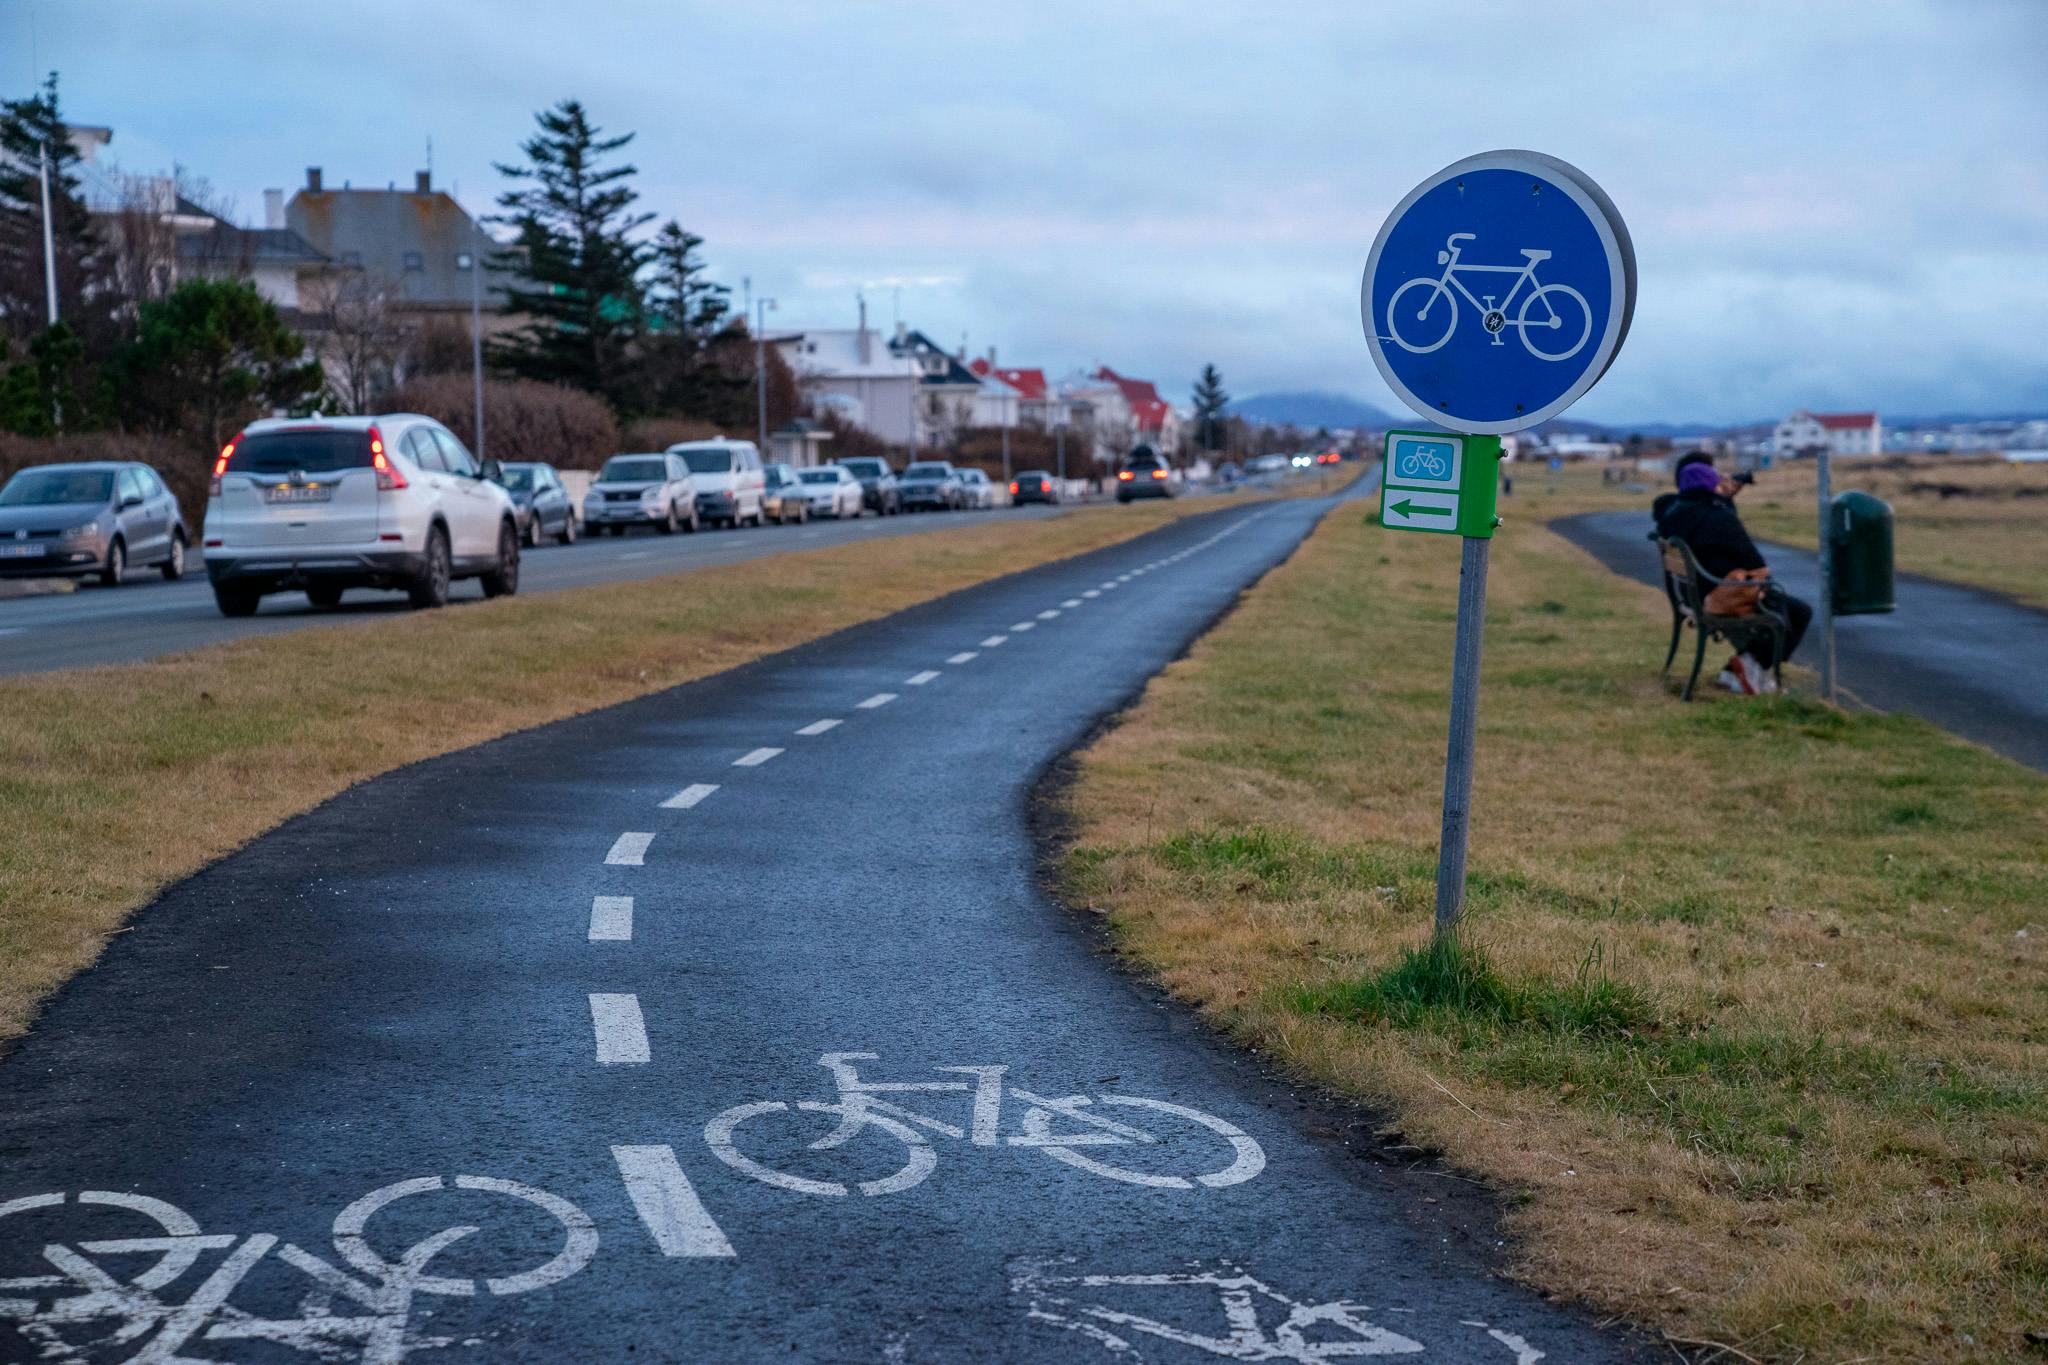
[705,1052,1266,1196]
[1385,233,1593,361]
[0,1176,597,1364]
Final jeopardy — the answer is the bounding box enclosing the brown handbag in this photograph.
[1704,567,1769,617]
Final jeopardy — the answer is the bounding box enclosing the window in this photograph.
[402,428,446,473]
[402,251,424,272]
[138,468,167,497]
[432,428,477,477]
[116,469,146,504]
[227,430,375,475]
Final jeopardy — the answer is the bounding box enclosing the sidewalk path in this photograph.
[1555,509,2048,773]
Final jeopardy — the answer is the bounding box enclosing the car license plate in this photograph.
[0,542,47,558]
[265,484,332,504]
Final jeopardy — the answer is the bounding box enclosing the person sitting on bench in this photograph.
[1654,457,1812,695]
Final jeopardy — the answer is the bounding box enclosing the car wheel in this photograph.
[161,531,186,581]
[306,584,344,608]
[408,527,452,609]
[559,514,578,546]
[481,520,521,599]
[213,584,261,617]
[659,504,680,535]
[525,513,543,548]
[100,537,125,586]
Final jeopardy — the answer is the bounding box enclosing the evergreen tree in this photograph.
[1191,364,1229,452]
[488,99,651,413]
[0,74,115,350]
[114,278,323,450]
[0,320,99,434]
[641,220,747,420]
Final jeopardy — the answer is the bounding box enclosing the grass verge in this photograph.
[0,493,1274,1047]
[1058,484,2047,1362]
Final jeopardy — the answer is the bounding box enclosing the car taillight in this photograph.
[1118,470,1135,481]
[1152,469,1168,479]
[209,436,240,496]
[1009,481,1019,495]
[369,426,407,491]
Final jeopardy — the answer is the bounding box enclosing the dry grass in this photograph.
[1060,473,2046,1362]
[0,493,1271,1047]
[1731,455,2048,608]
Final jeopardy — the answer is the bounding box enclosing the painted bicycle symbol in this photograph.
[705,1051,1266,1197]
[0,1176,597,1363]
[1385,233,1592,361]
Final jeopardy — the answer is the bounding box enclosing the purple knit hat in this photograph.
[1678,462,1723,493]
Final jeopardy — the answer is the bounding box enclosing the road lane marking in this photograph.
[660,783,719,809]
[1011,621,1036,632]
[590,994,650,1064]
[980,635,1008,647]
[1036,609,1060,620]
[857,692,897,709]
[796,719,842,736]
[620,551,653,560]
[1118,574,1132,581]
[1062,598,1083,608]
[947,651,979,664]
[611,1146,736,1258]
[733,747,783,767]
[606,833,654,865]
[1082,590,1100,598]
[905,670,940,686]
[589,896,633,942]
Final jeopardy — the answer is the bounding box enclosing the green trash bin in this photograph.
[1829,490,1895,615]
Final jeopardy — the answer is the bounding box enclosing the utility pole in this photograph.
[38,142,59,327]
[1816,446,1836,704]
[754,297,777,450]
[465,226,486,460]
[1056,422,1066,495]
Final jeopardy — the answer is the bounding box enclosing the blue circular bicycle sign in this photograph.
[1361,150,1635,434]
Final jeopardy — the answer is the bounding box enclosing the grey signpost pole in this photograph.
[1816,447,1836,703]
[1432,533,1490,938]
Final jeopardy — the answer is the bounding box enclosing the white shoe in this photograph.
[1717,669,1746,694]
[1734,654,1771,696]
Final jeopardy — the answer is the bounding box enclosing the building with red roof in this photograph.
[1774,410,1882,456]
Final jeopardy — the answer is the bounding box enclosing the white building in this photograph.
[773,324,922,448]
[1774,410,1882,456]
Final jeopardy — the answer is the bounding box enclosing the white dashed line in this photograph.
[588,896,633,942]
[1011,621,1036,632]
[905,670,940,685]
[606,832,654,866]
[1062,598,1083,608]
[733,747,784,767]
[857,692,897,709]
[947,651,980,664]
[660,783,719,810]
[1036,609,1060,620]
[1118,574,1132,582]
[796,719,842,736]
[981,635,1008,647]
[611,1145,736,1258]
[590,993,651,1064]
[620,551,653,560]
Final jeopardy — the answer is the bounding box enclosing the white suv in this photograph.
[202,414,521,617]
[667,438,767,528]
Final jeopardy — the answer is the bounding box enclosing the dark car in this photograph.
[499,462,578,546]
[1010,470,1060,505]
[0,461,190,585]
[837,456,900,515]
[1115,445,1174,502]
[761,462,810,524]
[898,461,963,511]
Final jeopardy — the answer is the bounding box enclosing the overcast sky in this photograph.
[13,0,2045,424]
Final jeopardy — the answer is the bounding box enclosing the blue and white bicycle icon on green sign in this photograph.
[1386,232,1593,361]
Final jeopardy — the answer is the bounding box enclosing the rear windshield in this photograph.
[227,430,373,475]
[677,449,733,474]
[840,459,886,477]
[1018,473,1046,484]
[904,463,950,478]
[0,468,114,506]
[600,457,669,482]
[798,469,839,484]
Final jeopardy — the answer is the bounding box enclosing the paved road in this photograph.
[1,490,1640,1363]
[0,506,1073,677]
[1557,509,2048,772]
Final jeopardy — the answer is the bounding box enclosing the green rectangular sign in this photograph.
[1379,431,1503,538]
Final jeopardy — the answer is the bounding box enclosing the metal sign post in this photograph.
[1362,151,1635,941]
[1815,447,1836,704]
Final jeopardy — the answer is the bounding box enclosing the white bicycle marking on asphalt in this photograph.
[588,896,633,942]
[0,1176,600,1364]
[905,670,940,686]
[610,1146,735,1258]
[590,993,650,1065]
[705,1052,1267,1199]
[857,693,896,709]
[796,719,842,736]
[605,832,653,865]
[660,783,719,809]
[733,747,783,767]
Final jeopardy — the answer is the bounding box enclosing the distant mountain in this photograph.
[1226,391,1397,430]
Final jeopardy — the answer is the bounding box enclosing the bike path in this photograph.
[1,491,1645,1362]
[1555,508,2048,772]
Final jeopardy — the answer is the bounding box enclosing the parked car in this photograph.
[1247,454,1289,477]
[1009,470,1059,505]
[203,415,520,616]
[761,462,809,524]
[956,468,998,509]
[1115,445,1175,502]
[499,462,577,546]
[899,461,963,511]
[1216,461,1243,484]
[795,464,864,518]
[584,452,699,536]
[837,456,900,515]
[668,438,766,528]
[0,461,190,586]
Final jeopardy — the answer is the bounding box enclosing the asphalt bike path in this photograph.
[1556,509,2048,772]
[2,488,1643,1362]
[0,505,1062,677]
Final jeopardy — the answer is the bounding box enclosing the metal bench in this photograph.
[1655,536,1788,700]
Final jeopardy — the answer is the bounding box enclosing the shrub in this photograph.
[619,417,727,452]
[386,375,618,469]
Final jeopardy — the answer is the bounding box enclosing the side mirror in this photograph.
[479,459,504,483]
[119,495,144,510]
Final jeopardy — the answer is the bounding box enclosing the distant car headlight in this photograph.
[61,521,101,541]
[640,489,665,504]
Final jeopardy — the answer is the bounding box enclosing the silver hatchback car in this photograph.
[0,461,190,585]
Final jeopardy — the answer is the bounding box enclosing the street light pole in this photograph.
[38,141,59,328]
[754,297,777,450]
[466,227,486,461]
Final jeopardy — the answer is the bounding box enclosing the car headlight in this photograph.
[62,521,101,541]
[640,489,665,504]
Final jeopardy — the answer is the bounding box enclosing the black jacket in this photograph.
[1654,487,1765,580]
